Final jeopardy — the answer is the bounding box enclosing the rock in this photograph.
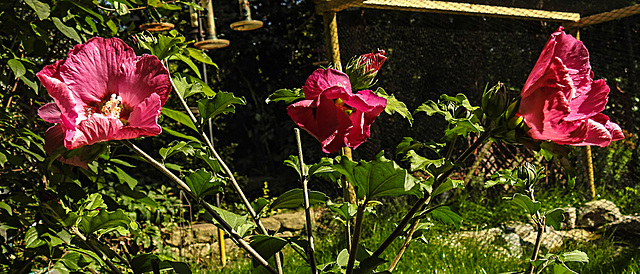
[455,227,503,244]
[163,226,194,246]
[261,217,282,232]
[502,232,523,258]
[192,223,220,243]
[454,228,522,258]
[555,229,599,242]
[561,207,577,230]
[272,212,306,231]
[602,215,640,240]
[509,222,563,252]
[577,199,623,229]
[275,231,295,238]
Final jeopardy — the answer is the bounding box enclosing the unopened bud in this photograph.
[517,162,537,185]
[482,83,508,120]
[344,49,387,91]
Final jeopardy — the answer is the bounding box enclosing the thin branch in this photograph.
[388,219,420,272]
[295,128,317,274]
[372,128,493,259]
[121,140,277,274]
[70,227,123,274]
[345,204,365,274]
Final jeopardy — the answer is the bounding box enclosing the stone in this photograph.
[261,217,282,232]
[509,222,563,252]
[603,214,640,240]
[577,199,623,229]
[192,223,220,243]
[163,226,194,247]
[561,207,577,230]
[555,229,599,242]
[272,212,306,231]
[502,232,523,258]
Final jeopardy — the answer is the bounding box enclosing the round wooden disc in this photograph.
[139,22,175,32]
[194,39,230,50]
[230,20,264,31]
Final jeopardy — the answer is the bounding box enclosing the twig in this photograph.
[388,219,420,272]
[371,128,493,259]
[121,140,277,274]
[345,204,365,274]
[295,128,317,274]
[70,227,123,274]
[527,189,544,274]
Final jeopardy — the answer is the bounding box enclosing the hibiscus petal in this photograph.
[565,79,609,121]
[345,90,387,148]
[44,125,89,169]
[112,93,163,140]
[117,55,172,106]
[37,67,86,129]
[38,103,62,124]
[65,114,123,150]
[59,37,136,104]
[303,68,351,100]
[572,115,613,147]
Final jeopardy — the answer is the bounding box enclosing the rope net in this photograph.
[316,0,640,204]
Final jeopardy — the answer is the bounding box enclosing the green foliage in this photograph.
[270,188,329,209]
[414,93,483,141]
[197,92,247,124]
[265,88,305,104]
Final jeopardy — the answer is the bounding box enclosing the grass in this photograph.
[191,191,640,273]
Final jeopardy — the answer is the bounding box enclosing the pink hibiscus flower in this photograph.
[38,37,171,153]
[287,68,387,153]
[518,26,624,147]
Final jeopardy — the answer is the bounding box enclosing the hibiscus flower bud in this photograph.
[481,82,508,120]
[344,49,387,91]
[517,162,538,186]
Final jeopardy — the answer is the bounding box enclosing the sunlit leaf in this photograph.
[198,92,246,123]
[25,227,46,248]
[24,0,50,20]
[203,204,256,237]
[505,193,541,215]
[184,169,224,199]
[186,47,217,67]
[265,88,304,104]
[78,209,132,236]
[52,17,82,43]
[270,188,329,209]
[249,235,288,268]
[161,107,198,132]
[545,208,565,230]
[7,59,26,79]
[430,206,463,229]
[374,87,413,126]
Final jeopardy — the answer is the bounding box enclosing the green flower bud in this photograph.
[517,162,537,185]
[481,83,508,120]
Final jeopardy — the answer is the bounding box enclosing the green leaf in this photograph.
[336,249,349,267]
[249,235,288,268]
[161,127,200,142]
[374,87,413,126]
[82,193,106,212]
[430,206,463,229]
[283,155,305,177]
[159,141,195,160]
[204,204,256,237]
[7,59,26,79]
[172,53,201,78]
[506,193,541,215]
[24,0,50,20]
[198,92,246,122]
[25,227,46,248]
[0,201,11,215]
[545,208,565,230]
[161,107,198,132]
[270,189,329,209]
[149,34,182,60]
[265,88,304,104]
[414,100,453,120]
[115,166,138,189]
[251,197,270,217]
[52,17,82,43]
[186,74,216,96]
[114,2,130,15]
[19,76,38,93]
[560,250,589,263]
[130,253,185,274]
[355,256,387,274]
[65,1,104,23]
[327,201,358,221]
[332,153,416,199]
[78,209,132,236]
[194,150,222,173]
[186,47,217,67]
[431,178,464,196]
[172,74,203,99]
[405,150,446,174]
[184,169,224,199]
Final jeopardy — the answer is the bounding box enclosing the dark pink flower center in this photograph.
[85,93,132,123]
[334,98,354,115]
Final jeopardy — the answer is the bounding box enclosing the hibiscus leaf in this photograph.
[7,59,26,79]
[184,169,224,199]
[249,235,288,268]
[270,188,329,209]
[374,87,413,126]
[161,127,200,142]
[185,47,218,68]
[202,203,256,238]
[159,141,195,160]
[161,107,198,133]
[171,74,203,99]
[431,178,464,196]
[265,88,304,104]
[23,0,50,20]
[414,100,453,121]
[505,193,541,215]
[198,92,246,123]
[152,34,181,60]
[404,150,446,174]
[51,17,82,43]
[545,208,565,230]
[430,206,463,229]
[333,152,416,200]
[78,208,133,236]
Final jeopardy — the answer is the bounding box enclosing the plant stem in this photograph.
[295,128,318,274]
[341,147,355,251]
[345,204,365,274]
[387,219,420,272]
[371,128,493,259]
[121,140,277,274]
[70,227,122,274]
[527,189,544,274]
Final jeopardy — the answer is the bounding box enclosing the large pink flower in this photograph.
[518,27,623,147]
[37,37,171,151]
[287,68,387,153]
